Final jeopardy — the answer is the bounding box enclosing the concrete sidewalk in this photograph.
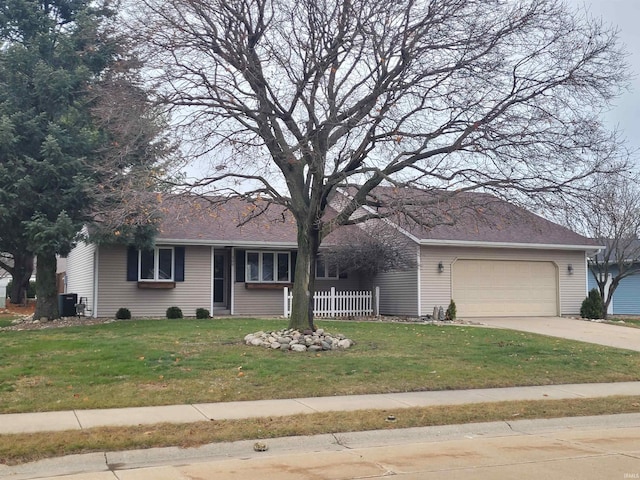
[3,382,640,435]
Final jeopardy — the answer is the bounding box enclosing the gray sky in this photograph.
[576,0,640,155]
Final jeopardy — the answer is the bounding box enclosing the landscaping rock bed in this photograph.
[244,328,354,351]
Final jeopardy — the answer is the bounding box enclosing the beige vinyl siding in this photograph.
[65,240,96,315]
[96,245,212,318]
[420,245,587,317]
[373,241,420,317]
[233,275,368,317]
[233,284,285,316]
[315,273,369,291]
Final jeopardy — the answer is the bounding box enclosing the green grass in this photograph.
[0,318,639,414]
[0,319,13,328]
[608,317,640,328]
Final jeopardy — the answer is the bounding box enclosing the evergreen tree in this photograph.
[0,0,173,318]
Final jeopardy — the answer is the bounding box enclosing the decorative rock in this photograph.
[243,328,355,352]
[253,441,268,452]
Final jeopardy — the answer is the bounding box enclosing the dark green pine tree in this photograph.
[0,0,173,318]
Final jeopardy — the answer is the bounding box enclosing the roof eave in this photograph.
[156,238,298,249]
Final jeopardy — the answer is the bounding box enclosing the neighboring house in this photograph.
[587,241,640,315]
[65,189,599,319]
[587,266,624,316]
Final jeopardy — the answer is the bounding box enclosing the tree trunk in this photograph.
[288,224,320,331]
[34,249,59,320]
[8,253,34,305]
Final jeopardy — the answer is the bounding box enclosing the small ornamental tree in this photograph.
[445,300,457,321]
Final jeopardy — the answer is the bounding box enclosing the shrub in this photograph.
[166,306,183,319]
[115,307,131,320]
[580,288,604,319]
[5,280,37,299]
[196,308,210,319]
[445,299,457,321]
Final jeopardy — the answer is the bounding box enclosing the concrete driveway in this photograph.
[474,316,640,352]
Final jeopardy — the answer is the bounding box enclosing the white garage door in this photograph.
[452,260,558,317]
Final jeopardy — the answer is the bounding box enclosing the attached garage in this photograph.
[452,259,559,317]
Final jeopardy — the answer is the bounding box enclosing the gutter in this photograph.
[156,239,298,248]
[418,239,606,253]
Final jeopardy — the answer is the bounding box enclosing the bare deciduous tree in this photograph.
[133,0,629,330]
[564,174,640,318]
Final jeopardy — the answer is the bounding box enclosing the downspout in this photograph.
[210,247,214,314]
[416,244,422,317]
[230,247,235,315]
[92,248,99,318]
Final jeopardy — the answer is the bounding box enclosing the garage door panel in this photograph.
[452,260,558,317]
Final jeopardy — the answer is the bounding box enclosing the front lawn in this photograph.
[1,318,639,414]
[607,317,640,329]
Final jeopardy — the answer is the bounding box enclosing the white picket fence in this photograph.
[284,286,379,318]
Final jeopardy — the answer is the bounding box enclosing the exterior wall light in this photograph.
[438,261,444,273]
[568,264,574,275]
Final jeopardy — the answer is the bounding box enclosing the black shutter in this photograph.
[174,247,185,282]
[291,251,297,283]
[235,249,245,282]
[126,247,138,281]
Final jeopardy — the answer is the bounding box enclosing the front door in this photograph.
[213,250,229,308]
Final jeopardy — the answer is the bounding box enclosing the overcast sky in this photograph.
[575,0,640,156]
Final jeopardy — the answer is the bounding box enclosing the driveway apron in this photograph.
[474,317,640,352]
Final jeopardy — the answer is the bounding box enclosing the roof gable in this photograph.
[345,186,596,248]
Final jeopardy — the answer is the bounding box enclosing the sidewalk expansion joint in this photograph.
[190,404,213,421]
[293,399,321,412]
[72,409,84,430]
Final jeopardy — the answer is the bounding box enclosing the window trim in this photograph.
[246,250,291,283]
[138,247,175,282]
[316,256,339,280]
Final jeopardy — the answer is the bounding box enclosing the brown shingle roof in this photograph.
[349,186,596,248]
[154,195,357,246]
[156,196,298,245]
[154,189,596,249]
